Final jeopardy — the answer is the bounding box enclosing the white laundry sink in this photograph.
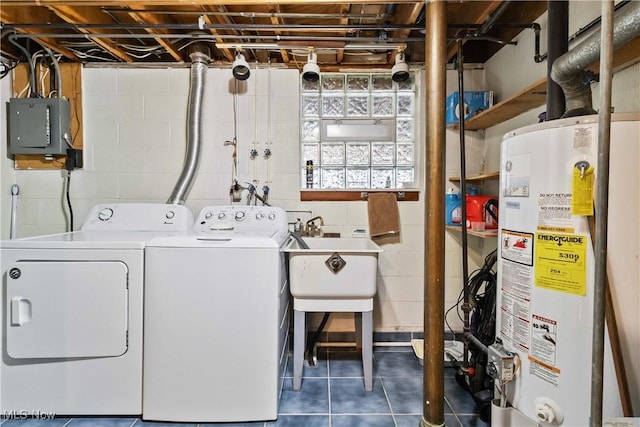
[285,237,382,301]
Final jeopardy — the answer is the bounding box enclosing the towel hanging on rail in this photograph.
[367,192,400,237]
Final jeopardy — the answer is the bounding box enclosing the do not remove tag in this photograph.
[571,161,594,216]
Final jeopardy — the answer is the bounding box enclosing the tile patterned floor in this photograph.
[0,347,487,427]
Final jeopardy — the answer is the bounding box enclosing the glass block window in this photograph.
[301,72,416,189]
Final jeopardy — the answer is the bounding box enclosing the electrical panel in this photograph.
[8,98,71,156]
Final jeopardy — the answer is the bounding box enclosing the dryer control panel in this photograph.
[194,205,289,241]
[82,203,194,231]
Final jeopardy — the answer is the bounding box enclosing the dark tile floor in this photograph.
[0,347,487,427]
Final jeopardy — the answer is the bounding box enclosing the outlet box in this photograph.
[8,98,71,155]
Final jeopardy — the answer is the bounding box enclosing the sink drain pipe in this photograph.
[287,231,327,365]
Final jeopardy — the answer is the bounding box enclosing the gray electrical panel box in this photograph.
[8,98,71,156]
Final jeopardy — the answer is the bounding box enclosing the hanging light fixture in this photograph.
[232,50,250,80]
[302,49,320,82]
[391,50,409,82]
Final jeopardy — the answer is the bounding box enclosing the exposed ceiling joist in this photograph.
[270,5,291,64]
[3,0,419,5]
[127,7,184,62]
[446,0,502,61]
[0,6,80,60]
[48,5,134,61]
[1,1,558,68]
[387,2,423,64]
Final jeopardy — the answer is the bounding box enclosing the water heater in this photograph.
[496,113,639,425]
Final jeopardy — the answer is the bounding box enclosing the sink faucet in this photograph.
[305,216,324,237]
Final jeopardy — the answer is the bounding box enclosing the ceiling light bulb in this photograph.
[302,51,320,82]
[391,52,409,83]
[232,52,250,81]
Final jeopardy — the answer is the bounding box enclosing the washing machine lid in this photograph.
[147,229,287,248]
[1,230,192,250]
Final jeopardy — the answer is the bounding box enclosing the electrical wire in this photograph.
[9,33,38,97]
[66,172,74,232]
[0,60,19,80]
[444,249,498,342]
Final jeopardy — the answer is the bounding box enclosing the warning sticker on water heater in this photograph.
[501,229,534,266]
[534,232,587,295]
[531,314,557,366]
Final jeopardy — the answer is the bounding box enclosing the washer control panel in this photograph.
[194,205,288,236]
[81,203,194,231]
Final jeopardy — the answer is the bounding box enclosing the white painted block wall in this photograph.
[0,65,487,333]
[2,0,637,339]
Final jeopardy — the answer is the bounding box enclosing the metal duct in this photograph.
[166,44,210,205]
[550,1,640,117]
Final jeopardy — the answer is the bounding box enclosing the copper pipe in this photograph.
[421,1,447,426]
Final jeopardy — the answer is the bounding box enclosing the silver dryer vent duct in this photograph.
[550,1,640,117]
[167,44,210,205]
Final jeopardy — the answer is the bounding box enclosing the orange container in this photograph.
[466,196,499,229]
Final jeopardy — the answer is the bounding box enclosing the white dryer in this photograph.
[142,205,290,423]
[1,203,193,415]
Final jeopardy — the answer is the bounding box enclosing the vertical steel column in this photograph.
[456,40,471,367]
[591,1,614,426]
[421,1,447,426]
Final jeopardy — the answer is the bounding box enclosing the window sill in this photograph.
[300,189,420,202]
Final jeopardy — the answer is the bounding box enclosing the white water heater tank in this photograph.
[496,113,639,425]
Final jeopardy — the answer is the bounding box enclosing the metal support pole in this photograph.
[421,1,447,426]
[591,1,614,426]
[456,39,472,368]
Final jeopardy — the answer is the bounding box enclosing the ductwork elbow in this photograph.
[550,1,640,118]
[166,43,210,205]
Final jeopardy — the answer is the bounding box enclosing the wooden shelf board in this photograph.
[300,189,419,202]
[465,78,547,131]
[446,225,498,239]
[448,171,499,183]
[460,35,640,131]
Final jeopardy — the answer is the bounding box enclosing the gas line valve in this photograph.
[487,339,516,383]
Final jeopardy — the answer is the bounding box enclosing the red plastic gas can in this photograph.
[466,196,499,229]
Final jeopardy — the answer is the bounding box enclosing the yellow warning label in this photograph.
[534,232,587,295]
[571,165,594,216]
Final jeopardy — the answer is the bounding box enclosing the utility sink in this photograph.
[285,237,382,302]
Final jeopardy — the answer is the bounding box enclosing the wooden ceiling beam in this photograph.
[213,4,256,62]
[48,5,134,62]
[127,8,184,62]
[446,0,502,61]
[387,2,423,64]
[270,4,291,64]
[335,3,351,64]
[1,6,80,60]
[4,0,419,5]
[199,6,235,62]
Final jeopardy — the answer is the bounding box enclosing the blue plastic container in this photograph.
[445,189,462,226]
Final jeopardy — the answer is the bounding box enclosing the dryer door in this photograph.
[6,261,128,359]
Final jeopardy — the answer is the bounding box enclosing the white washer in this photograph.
[142,205,291,423]
[1,203,193,415]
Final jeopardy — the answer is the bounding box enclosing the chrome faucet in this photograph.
[304,216,324,237]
